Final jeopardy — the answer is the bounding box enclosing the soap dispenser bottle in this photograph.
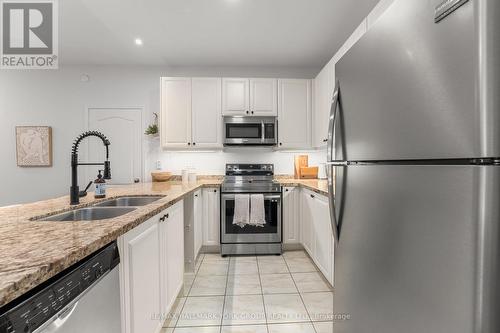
[94,170,106,199]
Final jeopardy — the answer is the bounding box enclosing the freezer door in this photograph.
[332,164,500,333]
[335,0,500,160]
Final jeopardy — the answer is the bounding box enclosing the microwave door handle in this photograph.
[261,121,265,143]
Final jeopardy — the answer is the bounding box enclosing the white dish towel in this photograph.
[250,194,266,227]
[233,194,250,228]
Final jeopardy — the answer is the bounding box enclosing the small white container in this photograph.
[182,169,189,183]
[188,172,197,183]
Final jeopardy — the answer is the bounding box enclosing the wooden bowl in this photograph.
[151,171,172,182]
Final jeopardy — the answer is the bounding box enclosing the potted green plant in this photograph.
[145,113,159,136]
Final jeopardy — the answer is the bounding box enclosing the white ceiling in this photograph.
[60,0,380,75]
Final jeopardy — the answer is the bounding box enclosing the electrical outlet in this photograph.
[156,160,162,170]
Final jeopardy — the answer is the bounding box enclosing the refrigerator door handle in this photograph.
[327,164,340,243]
[327,80,341,162]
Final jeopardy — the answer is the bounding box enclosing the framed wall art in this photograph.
[15,126,53,167]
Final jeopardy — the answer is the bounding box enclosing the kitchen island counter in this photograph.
[0,177,328,308]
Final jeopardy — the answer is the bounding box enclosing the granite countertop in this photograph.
[0,177,327,308]
[277,178,328,195]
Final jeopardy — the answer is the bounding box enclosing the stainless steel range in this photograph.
[221,164,282,256]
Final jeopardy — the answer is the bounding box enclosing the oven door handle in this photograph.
[222,194,281,200]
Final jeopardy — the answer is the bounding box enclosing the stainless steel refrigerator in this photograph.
[326,0,500,332]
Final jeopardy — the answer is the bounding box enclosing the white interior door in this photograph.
[87,108,142,185]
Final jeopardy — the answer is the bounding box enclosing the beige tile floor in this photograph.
[161,250,334,333]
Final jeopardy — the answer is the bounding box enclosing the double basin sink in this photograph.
[42,196,165,222]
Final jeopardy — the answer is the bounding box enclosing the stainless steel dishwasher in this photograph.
[0,241,121,333]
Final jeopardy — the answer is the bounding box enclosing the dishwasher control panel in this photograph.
[0,241,119,333]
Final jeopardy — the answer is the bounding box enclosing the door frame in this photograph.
[84,106,145,184]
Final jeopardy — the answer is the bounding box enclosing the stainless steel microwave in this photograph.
[223,116,277,146]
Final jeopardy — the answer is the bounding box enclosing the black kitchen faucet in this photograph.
[70,131,111,205]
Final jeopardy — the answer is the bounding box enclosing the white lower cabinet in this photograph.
[202,187,220,247]
[283,187,300,244]
[300,189,334,285]
[119,200,184,333]
[310,192,333,284]
[193,190,203,259]
[300,190,314,254]
[184,190,203,272]
[163,201,184,313]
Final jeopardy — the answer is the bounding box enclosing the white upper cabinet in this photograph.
[312,16,370,149]
[313,60,334,148]
[222,78,250,115]
[191,78,222,148]
[250,78,278,116]
[161,77,192,149]
[278,79,311,149]
[161,77,222,150]
[223,78,277,116]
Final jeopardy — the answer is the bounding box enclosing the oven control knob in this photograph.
[262,165,267,170]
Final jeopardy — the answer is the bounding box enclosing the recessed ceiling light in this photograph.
[134,38,143,46]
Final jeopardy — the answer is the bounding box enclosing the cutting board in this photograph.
[294,155,309,179]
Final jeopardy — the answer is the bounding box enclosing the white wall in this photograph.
[0,65,317,206]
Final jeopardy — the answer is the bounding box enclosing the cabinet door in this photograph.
[192,78,222,148]
[283,187,300,244]
[202,187,220,246]
[161,77,192,149]
[311,193,333,284]
[250,78,277,116]
[278,79,312,149]
[313,61,334,148]
[222,78,249,115]
[300,190,313,256]
[166,201,185,310]
[119,217,162,333]
[193,190,203,258]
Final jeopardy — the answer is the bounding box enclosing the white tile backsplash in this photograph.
[147,145,326,179]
